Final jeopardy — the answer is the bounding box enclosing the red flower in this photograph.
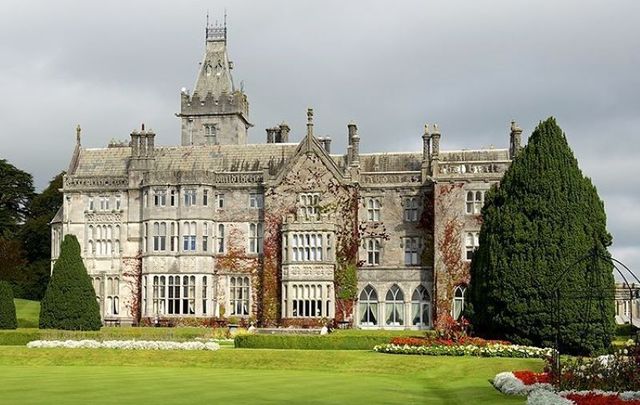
[564,393,640,405]
[513,370,551,385]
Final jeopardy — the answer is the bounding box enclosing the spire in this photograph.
[194,12,233,97]
[304,108,314,152]
[76,124,81,146]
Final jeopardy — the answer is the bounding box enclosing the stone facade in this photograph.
[51,23,522,329]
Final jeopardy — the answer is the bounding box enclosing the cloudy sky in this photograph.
[1,0,638,276]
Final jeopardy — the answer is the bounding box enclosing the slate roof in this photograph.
[73,143,299,176]
[72,142,509,177]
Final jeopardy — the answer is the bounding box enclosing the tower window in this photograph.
[204,124,217,144]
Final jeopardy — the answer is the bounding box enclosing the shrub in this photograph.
[470,117,615,355]
[234,333,401,350]
[0,330,41,345]
[615,323,638,337]
[39,235,101,330]
[0,281,18,329]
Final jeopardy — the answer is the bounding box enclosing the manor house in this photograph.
[51,23,521,328]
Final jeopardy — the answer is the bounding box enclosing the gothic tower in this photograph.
[178,19,251,146]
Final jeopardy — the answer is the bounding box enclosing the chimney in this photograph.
[130,130,140,157]
[510,121,523,159]
[319,137,332,153]
[266,127,277,143]
[422,123,431,163]
[350,125,360,167]
[431,123,441,157]
[279,122,290,143]
[146,129,155,157]
[430,124,441,176]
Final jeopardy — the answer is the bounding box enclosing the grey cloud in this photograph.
[0,0,637,274]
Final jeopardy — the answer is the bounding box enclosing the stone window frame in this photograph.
[403,236,420,266]
[465,190,485,215]
[248,222,264,254]
[249,192,264,209]
[153,188,167,207]
[385,284,405,326]
[182,221,197,252]
[364,238,381,266]
[452,285,467,320]
[202,222,209,252]
[229,275,250,316]
[366,197,382,222]
[298,193,320,219]
[403,196,419,222]
[204,123,218,145]
[217,193,225,209]
[358,285,379,326]
[203,189,209,206]
[464,231,479,261]
[217,223,226,253]
[152,221,167,252]
[291,232,324,262]
[183,188,197,207]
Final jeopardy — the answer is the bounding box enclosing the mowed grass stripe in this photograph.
[0,348,539,404]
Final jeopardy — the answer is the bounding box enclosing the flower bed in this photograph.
[374,342,553,358]
[493,371,640,404]
[26,339,221,351]
[389,336,510,347]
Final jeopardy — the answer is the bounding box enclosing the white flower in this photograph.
[26,339,221,351]
[527,389,573,405]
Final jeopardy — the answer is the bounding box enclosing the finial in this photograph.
[423,123,430,136]
[307,108,314,123]
[224,9,227,28]
[141,123,145,131]
[206,10,209,28]
[76,124,81,145]
[510,120,522,133]
[433,123,440,134]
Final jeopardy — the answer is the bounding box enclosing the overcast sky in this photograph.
[1,0,638,277]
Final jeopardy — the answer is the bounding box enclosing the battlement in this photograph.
[180,90,249,117]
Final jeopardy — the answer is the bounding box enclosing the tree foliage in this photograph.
[469,117,615,355]
[39,234,101,330]
[0,159,34,237]
[0,280,18,329]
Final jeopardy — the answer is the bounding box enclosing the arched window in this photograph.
[452,285,466,320]
[411,286,431,327]
[385,284,404,326]
[230,276,250,316]
[359,285,378,326]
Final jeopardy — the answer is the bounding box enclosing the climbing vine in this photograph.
[432,182,468,328]
[122,251,142,325]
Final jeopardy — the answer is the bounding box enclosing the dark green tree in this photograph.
[17,172,64,299]
[0,159,34,237]
[39,234,101,330]
[0,281,18,329]
[469,117,615,355]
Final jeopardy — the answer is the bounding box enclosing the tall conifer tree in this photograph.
[469,117,615,354]
[39,234,102,330]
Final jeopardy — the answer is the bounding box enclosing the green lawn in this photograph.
[0,346,541,404]
[14,299,40,328]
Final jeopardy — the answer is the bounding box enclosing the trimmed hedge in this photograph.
[0,281,18,329]
[0,327,232,345]
[40,235,101,330]
[234,333,429,350]
[0,330,40,345]
[615,323,638,337]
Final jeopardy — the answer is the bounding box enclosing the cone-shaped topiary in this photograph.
[39,234,101,330]
[0,281,18,329]
[469,117,615,355]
